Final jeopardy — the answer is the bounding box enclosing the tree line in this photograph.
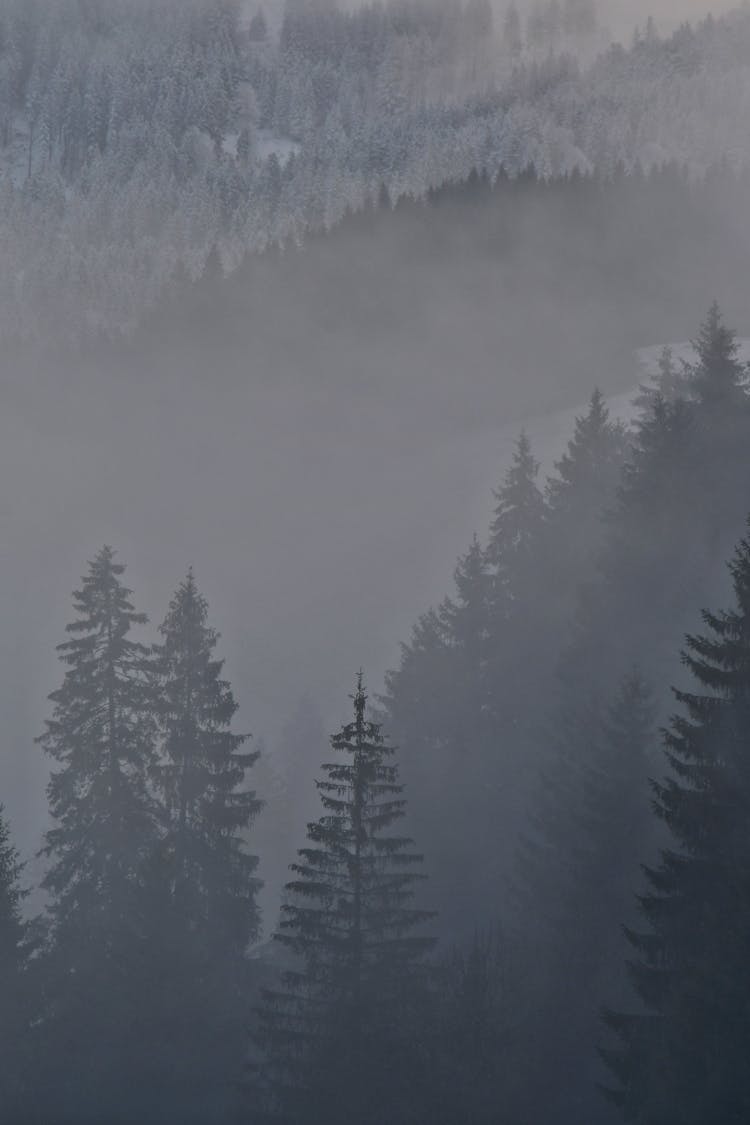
[3,304,750,1122]
[1,0,750,342]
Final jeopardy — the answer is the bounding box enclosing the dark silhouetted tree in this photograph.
[144,569,262,1120]
[514,671,656,1125]
[603,522,750,1125]
[36,546,158,1118]
[154,569,261,952]
[255,674,434,1125]
[686,299,748,411]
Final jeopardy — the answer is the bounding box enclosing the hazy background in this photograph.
[3,168,749,902]
[502,0,743,34]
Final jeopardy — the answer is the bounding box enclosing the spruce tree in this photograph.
[635,345,690,409]
[36,546,158,1118]
[153,569,261,954]
[39,546,157,952]
[514,672,656,1125]
[147,570,262,1120]
[545,388,627,558]
[430,926,526,1125]
[485,430,548,733]
[686,299,748,410]
[255,674,434,1125]
[543,389,628,677]
[684,303,750,550]
[602,522,750,1124]
[572,393,699,698]
[486,430,546,592]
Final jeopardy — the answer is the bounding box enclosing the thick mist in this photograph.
[2,169,748,881]
[2,2,750,1123]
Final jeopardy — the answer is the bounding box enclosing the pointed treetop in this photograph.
[488,431,546,561]
[354,669,366,723]
[688,301,748,407]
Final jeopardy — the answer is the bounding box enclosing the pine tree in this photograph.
[485,430,548,717]
[439,535,493,727]
[635,345,690,409]
[514,672,656,1125]
[571,393,699,698]
[36,546,159,1117]
[602,523,750,1124]
[39,545,157,952]
[255,674,434,1125]
[146,570,262,1121]
[430,926,526,1125]
[545,388,627,545]
[686,300,748,411]
[486,430,546,593]
[544,388,627,632]
[153,569,261,954]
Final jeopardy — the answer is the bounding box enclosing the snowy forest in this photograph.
[3,0,750,1123]
[1,0,750,339]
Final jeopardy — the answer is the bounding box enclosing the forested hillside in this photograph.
[3,304,750,1124]
[3,2,750,1122]
[2,0,750,339]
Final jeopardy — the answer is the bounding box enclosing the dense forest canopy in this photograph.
[1,0,750,339]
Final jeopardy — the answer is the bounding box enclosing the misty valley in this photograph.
[2,1,750,1124]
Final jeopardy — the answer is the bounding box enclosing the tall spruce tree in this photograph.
[513,672,656,1125]
[635,345,690,409]
[486,430,546,594]
[602,522,750,1124]
[684,303,750,554]
[39,546,157,950]
[255,674,434,1125]
[545,388,627,569]
[153,569,261,953]
[486,430,548,707]
[146,570,262,1120]
[36,546,158,1118]
[686,299,748,410]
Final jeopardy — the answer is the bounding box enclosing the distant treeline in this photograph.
[1,0,750,340]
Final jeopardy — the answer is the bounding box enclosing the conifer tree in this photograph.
[255,674,434,1125]
[36,546,158,1117]
[602,522,750,1124]
[514,672,656,1124]
[39,545,157,953]
[439,536,493,727]
[635,345,690,409]
[545,388,627,548]
[153,569,261,954]
[485,430,548,724]
[486,430,546,593]
[146,570,262,1120]
[684,303,750,549]
[543,389,628,658]
[430,926,525,1125]
[572,393,699,697]
[686,299,748,410]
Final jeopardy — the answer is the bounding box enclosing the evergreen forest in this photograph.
[2,0,750,1122]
